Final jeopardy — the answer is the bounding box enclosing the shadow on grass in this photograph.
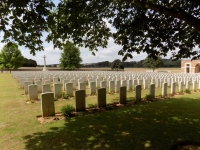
[23,97,200,150]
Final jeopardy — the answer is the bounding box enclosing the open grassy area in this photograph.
[1,73,200,150]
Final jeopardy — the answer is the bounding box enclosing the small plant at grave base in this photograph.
[179,91,184,95]
[61,105,75,118]
[30,99,34,103]
[61,92,69,99]
[185,89,191,94]
[171,94,175,97]
[54,97,58,101]
[108,91,114,95]
[158,93,162,97]
[90,93,96,96]
[105,105,113,110]
[58,77,60,82]
[145,94,153,101]
[87,104,97,109]
[194,89,197,92]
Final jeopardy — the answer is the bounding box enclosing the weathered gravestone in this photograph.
[179,81,183,93]
[24,81,32,94]
[19,78,25,88]
[41,92,55,117]
[162,83,167,96]
[78,82,86,90]
[63,79,69,91]
[53,77,59,84]
[156,78,160,88]
[89,82,96,95]
[109,81,115,93]
[97,88,106,108]
[100,81,107,88]
[149,84,155,98]
[44,80,51,84]
[143,79,148,90]
[193,80,196,90]
[127,80,132,91]
[35,80,42,93]
[54,83,63,98]
[198,80,200,90]
[75,90,85,111]
[121,80,127,87]
[171,82,176,94]
[70,79,76,90]
[66,83,73,97]
[28,84,38,100]
[115,80,120,93]
[119,86,126,104]
[133,79,138,91]
[135,85,141,102]
[42,84,51,93]
[186,81,190,90]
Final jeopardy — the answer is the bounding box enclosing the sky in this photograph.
[0,35,151,65]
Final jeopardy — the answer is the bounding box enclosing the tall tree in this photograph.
[59,41,82,69]
[22,57,37,67]
[143,56,164,71]
[0,42,24,69]
[0,0,199,60]
[111,59,124,70]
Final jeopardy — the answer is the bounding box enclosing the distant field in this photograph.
[124,68,181,73]
[17,67,181,73]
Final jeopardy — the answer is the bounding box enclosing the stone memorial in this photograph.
[41,92,55,117]
[119,86,127,104]
[42,84,51,93]
[28,84,38,100]
[75,90,85,111]
[135,85,141,102]
[97,88,106,107]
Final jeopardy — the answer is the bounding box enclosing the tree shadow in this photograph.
[170,141,200,150]
[23,97,200,150]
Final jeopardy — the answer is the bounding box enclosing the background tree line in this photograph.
[81,59,181,68]
[0,42,37,69]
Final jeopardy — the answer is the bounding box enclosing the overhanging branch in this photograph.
[130,0,200,30]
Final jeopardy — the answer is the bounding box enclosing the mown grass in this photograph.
[1,73,200,150]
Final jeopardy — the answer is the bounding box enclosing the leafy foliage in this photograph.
[145,94,154,101]
[143,56,164,71]
[22,57,37,67]
[59,41,82,69]
[0,42,24,69]
[0,0,55,55]
[61,105,75,117]
[0,0,199,60]
[111,59,124,70]
[185,89,191,94]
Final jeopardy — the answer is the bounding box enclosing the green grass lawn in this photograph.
[1,73,200,150]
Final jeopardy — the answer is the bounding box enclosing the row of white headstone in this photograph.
[12,71,200,117]
[40,81,193,117]
[24,78,198,101]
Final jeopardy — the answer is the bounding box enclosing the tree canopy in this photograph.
[0,0,200,60]
[22,57,37,67]
[111,59,124,70]
[0,42,24,69]
[59,41,82,69]
[142,56,164,71]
